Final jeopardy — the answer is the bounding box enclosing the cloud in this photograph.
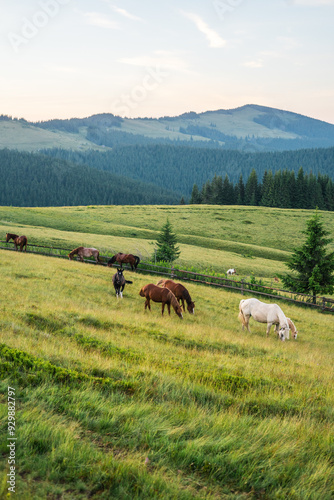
[118,51,189,72]
[83,11,119,29]
[287,0,334,4]
[182,12,226,48]
[243,60,263,68]
[110,5,143,21]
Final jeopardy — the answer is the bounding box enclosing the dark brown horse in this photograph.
[108,253,140,271]
[157,279,195,314]
[139,284,183,318]
[6,233,28,252]
[112,268,133,298]
[68,247,100,263]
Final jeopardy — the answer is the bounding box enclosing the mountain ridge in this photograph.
[2,104,334,152]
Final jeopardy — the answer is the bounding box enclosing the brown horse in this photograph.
[139,284,183,318]
[68,247,100,263]
[157,279,195,314]
[6,233,28,252]
[108,253,140,271]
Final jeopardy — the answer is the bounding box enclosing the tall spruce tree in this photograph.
[281,212,334,303]
[154,218,181,263]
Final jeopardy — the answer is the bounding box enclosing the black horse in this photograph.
[112,268,133,298]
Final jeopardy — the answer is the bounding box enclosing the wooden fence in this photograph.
[1,240,333,313]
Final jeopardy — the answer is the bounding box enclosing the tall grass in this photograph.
[0,249,333,498]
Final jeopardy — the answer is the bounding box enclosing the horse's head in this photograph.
[278,323,290,341]
[68,252,73,260]
[187,301,195,314]
[5,233,10,243]
[139,287,145,297]
[278,328,286,341]
[116,268,124,280]
[175,304,183,319]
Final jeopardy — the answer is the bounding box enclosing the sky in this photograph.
[1,0,334,123]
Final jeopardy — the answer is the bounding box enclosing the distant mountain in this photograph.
[2,104,334,152]
[0,149,180,207]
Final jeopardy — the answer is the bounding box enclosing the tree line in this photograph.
[0,149,179,207]
[41,144,334,198]
[190,168,334,211]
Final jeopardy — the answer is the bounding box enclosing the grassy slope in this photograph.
[121,107,298,141]
[0,205,333,278]
[0,250,333,499]
[0,122,108,152]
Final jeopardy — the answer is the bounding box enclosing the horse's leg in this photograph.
[145,298,151,311]
[167,303,171,315]
[181,298,185,311]
[120,284,125,299]
[161,302,166,316]
[266,323,273,337]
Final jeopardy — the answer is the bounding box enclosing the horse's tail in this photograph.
[134,256,140,269]
[125,280,133,284]
[238,301,248,329]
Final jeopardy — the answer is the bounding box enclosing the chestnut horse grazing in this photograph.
[112,268,133,298]
[139,284,183,318]
[286,318,298,340]
[108,253,140,271]
[156,279,195,314]
[68,247,100,263]
[6,233,28,252]
[238,298,290,341]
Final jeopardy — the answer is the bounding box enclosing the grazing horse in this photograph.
[112,268,133,298]
[6,233,28,252]
[238,298,290,341]
[156,279,195,314]
[227,268,237,276]
[108,253,140,271]
[139,284,183,318]
[286,318,298,340]
[68,247,100,263]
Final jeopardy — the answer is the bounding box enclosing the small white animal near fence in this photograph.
[227,268,237,276]
[238,298,296,341]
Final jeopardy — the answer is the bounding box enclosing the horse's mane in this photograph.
[182,287,193,305]
[68,247,81,256]
[167,290,180,309]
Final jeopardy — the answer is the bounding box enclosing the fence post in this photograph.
[322,297,326,311]
[241,279,244,295]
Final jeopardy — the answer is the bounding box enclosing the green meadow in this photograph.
[0,205,334,499]
[1,205,333,278]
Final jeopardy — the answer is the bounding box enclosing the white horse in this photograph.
[227,268,237,275]
[238,298,290,341]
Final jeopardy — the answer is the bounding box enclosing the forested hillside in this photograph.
[190,169,334,211]
[0,149,179,206]
[42,145,334,197]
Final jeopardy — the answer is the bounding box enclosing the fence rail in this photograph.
[1,241,333,313]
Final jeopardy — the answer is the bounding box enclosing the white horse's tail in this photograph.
[238,300,248,330]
